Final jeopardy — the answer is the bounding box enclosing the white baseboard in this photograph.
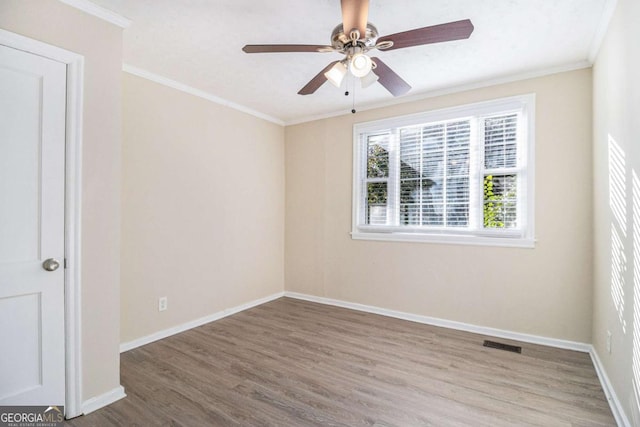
[283,292,591,353]
[82,385,126,415]
[590,348,632,427]
[120,292,285,353]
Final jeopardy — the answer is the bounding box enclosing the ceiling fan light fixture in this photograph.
[350,52,372,78]
[360,70,379,88]
[324,61,348,88]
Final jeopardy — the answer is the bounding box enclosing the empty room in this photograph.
[0,0,638,425]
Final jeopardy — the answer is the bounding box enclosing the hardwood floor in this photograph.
[66,298,616,426]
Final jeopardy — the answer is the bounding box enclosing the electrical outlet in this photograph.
[158,297,168,312]
[606,330,612,354]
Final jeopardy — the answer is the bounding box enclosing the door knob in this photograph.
[42,258,60,272]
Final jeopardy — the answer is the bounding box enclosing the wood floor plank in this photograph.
[65,298,616,426]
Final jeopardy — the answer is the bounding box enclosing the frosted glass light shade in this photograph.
[350,53,372,78]
[360,70,379,88]
[324,62,347,88]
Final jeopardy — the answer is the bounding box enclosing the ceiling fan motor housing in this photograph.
[331,23,379,52]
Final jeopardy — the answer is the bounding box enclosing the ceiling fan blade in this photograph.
[298,61,339,95]
[242,44,329,53]
[377,19,474,51]
[371,57,411,97]
[341,0,369,38]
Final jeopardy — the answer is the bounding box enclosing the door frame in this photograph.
[0,29,84,418]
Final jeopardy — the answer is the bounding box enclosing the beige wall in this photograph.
[286,69,593,343]
[0,1,123,402]
[592,0,640,423]
[120,73,285,342]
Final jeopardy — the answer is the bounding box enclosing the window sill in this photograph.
[350,231,536,248]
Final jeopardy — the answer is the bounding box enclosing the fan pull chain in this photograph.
[344,75,357,114]
[347,73,356,114]
[351,80,356,114]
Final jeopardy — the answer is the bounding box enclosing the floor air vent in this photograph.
[483,340,522,354]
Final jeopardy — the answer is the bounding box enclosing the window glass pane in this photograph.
[484,114,518,169]
[423,151,444,177]
[446,177,469,227]
[483,174,517,228]
[397,119,471,229]
[446,120,471,151]
[367,134,389,178]
[366,182,387,225]
[447,149,469,177]
[400,178,420,205]
[400,203,420,226]
[447,204,470,227]
[422,208,444,226]
[445,122,470,227]
[422,124,444,151]
[446,177,469,203]
[400,179,444,226]
[420,178,443,226]
[399,128,421,179]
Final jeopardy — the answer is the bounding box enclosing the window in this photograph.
[352,95,535,247]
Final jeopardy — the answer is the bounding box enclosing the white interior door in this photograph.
[0,44,66,406]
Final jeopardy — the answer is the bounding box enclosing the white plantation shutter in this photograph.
[354,95,534,247]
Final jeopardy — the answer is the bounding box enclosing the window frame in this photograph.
[351,94,536,248]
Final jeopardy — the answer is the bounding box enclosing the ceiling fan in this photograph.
[242,0,474,97]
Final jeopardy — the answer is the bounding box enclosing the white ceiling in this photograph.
[90,0,612,125]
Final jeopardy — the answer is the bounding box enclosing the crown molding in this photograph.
[123,64,285,126]
[125,60,590,128]
[58,0,131,28]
